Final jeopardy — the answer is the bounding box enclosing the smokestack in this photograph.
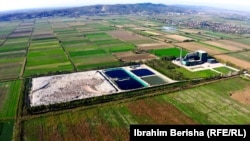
[180,47,182,64]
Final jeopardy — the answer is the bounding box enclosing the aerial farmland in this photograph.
[1,3,250,141]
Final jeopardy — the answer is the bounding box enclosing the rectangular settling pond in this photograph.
[130,69,155,77]
[103,68,148,90]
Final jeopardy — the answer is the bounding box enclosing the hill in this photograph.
[0,3,198,21]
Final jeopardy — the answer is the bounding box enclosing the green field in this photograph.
[22,94,196,141]
[229,51,250,62]
[176,68,219,79]
[104,44,135,53]
[233,38,250,45]
[85,32,112,39]
[0,120,14,141]
[214,67,236,74]
[150,48,188,57]
[162,77,250,124]
[73,54,119,70]
[25,39,74,76]
[69,49,106,57]
[0,40,27,80]
[0,80,22,119]
[0,43,27,54]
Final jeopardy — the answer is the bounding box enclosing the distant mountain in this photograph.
[0,3,207,21]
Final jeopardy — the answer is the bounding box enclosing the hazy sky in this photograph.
[0,0,249,12]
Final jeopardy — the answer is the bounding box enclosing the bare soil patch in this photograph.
[204,40,249,51]
[231,88,250,105]
[214,54,250,69]
[165,34,192,42]
[137,42,173,50]
[114,51,158,62]
[180,29,204,34]
[107,30,148,41]
[176,42,224,54]
[143,30,161,36]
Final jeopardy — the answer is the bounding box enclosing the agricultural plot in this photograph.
[0,42,28,53]
[22,96,196,141]
[179,33,218,41]
[104,44,135,53]
[177,66,219,79]
[69,49,106,57]
[0,80,22,119]
[66,21,86,27]
[0,120,14,141]
[85,32,114,41]
[84,23,115,31]
[231,87,250,105]
[150,48,188,57]
[164,34,194,42]
[142,30,162,36]
[25,40,73,76]
[163,78,250,124]
[233,38,250,45]
[213,67,236,74]
[229,51,250,62]
[114,51,158,62]
[179,29,205,34]
[0,58,24,80]
[4,37,30,44]
[0,41,28,80]
[204,40,250,51]
[176,42,227,55]
[9,22,33,38]
[214,54,250,69]
[72,54,119,70]
[0,26,18,39]
[32,26,55,41]
[93,39,125,47]
[107,30,155,44]
[136,43,174,50]
[204,31,240,39]
[61,39,90,47]
[87,36,136,53]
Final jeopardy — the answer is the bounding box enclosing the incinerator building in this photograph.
[180,50,216,66]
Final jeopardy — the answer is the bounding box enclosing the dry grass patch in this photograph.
[180,29,204,34]
[176,42,224,54]
[165,34,193,42]
[114,51,158,62]
[137,42,173,50]
[214,54,250,69]
[204,40,249,51]
[231,88,250,105]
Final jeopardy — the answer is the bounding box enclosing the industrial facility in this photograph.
[179,50,216,66]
